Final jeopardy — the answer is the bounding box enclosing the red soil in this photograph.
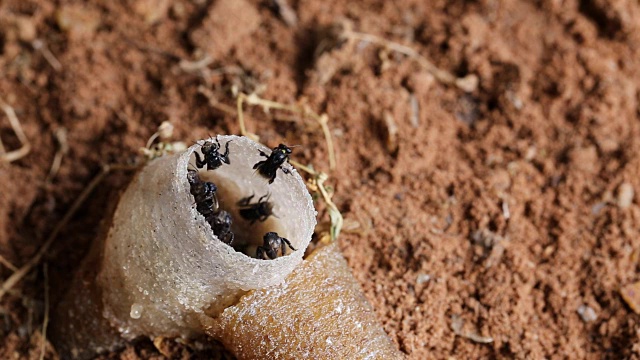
[2,0,640,358]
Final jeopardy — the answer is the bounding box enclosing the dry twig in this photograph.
[232,94,343,241]
[0,253,17,272]
[46,128,69,182]
[39,263,50,360]
[0,97,31,163]
[198,85,237,116]
[291,161,343,241]
[32,39,62,72]
[201,88,337,170]
[272,0,298,27]
[0,164,136,301]
[342,30,478,92]
[140,121,186,160]
[451,314,494,344]
[236,92,336,170]
[179,55,214,73]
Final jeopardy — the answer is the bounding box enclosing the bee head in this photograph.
[276,144,293,155]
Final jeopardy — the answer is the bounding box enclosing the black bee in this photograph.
[253,144,292,184]
[237,193,275,224]
[187,169,234,244]
[257,232,296,260]
[187,170,219,215]
[195,137,231,170]
[210,210,234,245]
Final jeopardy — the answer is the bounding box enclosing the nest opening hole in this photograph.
[188,144,299,259]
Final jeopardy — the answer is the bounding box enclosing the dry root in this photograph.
[235,92,337,171]
[317,21,478,92]
[0,163,136,301]
[139,121,186,160]
[0,97,31,163]
[46,128,69,182]
[231,93,343,242]
[291,161,343,242]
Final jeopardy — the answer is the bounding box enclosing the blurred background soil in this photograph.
[2,0,640,358]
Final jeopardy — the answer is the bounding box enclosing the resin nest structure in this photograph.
[52,135,403,360]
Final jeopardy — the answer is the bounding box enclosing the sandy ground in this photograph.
[2,0,640,358]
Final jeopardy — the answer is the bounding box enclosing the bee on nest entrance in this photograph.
[187,137,296,260]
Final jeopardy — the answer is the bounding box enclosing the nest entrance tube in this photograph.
[51,135,317,359]
[203,242,405,360]
[190,136,312,254]
[193,163,283,255]
[51,135,403,359]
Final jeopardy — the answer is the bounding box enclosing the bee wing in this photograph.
[252,160,265,170]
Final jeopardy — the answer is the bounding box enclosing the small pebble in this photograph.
[591,202,606,215]
[577,304,597,322]
[416,273,431,284]
[621,281,640,314]
[617,182,634,208]
[130,303,143,319]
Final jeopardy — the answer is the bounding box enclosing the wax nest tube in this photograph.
[53,136,314,357]
[52,135,403,359]
[203,241,404,359]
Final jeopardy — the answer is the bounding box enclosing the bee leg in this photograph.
[225,232,234,245]
[194,152,206,168]
[222,140,232,164]
[282,237,296,252]
[237,194,254,206]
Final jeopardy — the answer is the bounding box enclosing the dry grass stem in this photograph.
[32,39,62,72]
[272,0,298,27]
[290,160,343,241]
[0,164,137,301]
[46,128,69,182]
[409,93,420,128]
[237,92,336,170]
[140,122,186,160]
[0,98,31,163]
[0,253,17,272]
[236,93,260,142]
[343,30,478,92]
[39,263,49,360]
[179,55,214,73]
[383,111,399,154]
[233,95,343,240]
[198,85,237,116]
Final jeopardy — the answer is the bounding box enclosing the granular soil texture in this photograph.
[2,0,640,359]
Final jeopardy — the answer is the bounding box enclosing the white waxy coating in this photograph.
[96,135,316,339]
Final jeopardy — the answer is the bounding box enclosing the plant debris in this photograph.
[450,314,493,344]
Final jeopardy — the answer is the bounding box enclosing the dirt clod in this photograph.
[189,0,261,60]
